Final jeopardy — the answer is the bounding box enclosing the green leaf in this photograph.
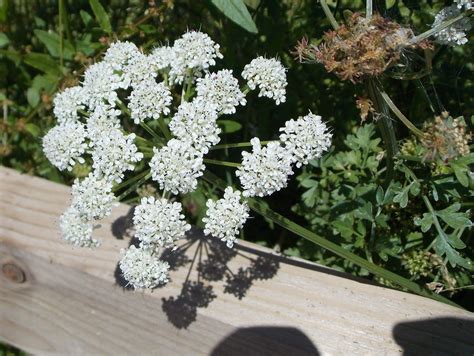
[24,52,62,75]
[0,32,9,48]
[80,10,93,26]
[414,212,434,232]
[24,123,41,137]
[393,185,410,208]
[33,30,74,59]
[89,0,112,33]
[26,87,40,107]
[435,203,472,230]
[450,159,471,187]
[434,237,472,270]
[211,0,258,33]
[217,119,242,133]
[385,0,397,9]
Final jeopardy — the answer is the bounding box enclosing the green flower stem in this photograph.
[366,0,373,19]
[117,171,152,201]
[58,0,64,68]
[203,158,241,168]
[211,140,275,150]
[202,171,461,308]
[157,119,172,141]
[320,0,339,30]
[410,12,470,45]
[113,169,150,193]
[366,79,397,184]
[140,122,163,143]
[380,90,424,137]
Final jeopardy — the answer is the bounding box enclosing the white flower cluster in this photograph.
[45,30,332,288]
[128,80,172,124]
[432,5,471,46]
[203,187,249,248]
[237,138,294,197]
[71,174,115,221]
[150,139,205,194]
[59,207,98,248]
[43,121,87,171]
[119,245,170,289]
[169,99,220,154]
[279,112,332,167]
[133,196,191,249]
[242,57,287,105]
[196,70,246,115]
[454,0,473,10]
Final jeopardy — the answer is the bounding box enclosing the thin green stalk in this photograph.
[380,90,424,137]
[320,0,339,29]
[117,172,152,201]
[211,140,274,150]
[140,122,162,143]
[410,12,469,45]
[113,169,150,193]
[204,158,241,168]
[157,119,172,141]
[202,171,461,308]
[58,0,64,68]
[366,0,373,19]
[366,79,397,184]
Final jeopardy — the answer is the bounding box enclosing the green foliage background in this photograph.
[0,6,472,353]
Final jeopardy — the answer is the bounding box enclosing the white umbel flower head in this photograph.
[53,86,88,124]
[432,5,471,46]
[43,121,87,171]
[86,104,122,145]
[149,139,205,195]
[242,57,287,105]
[103,40,140,71]
[71,173,115,222]
[92,129,144,183]
[454,0,473,10]
[149,45,174,72]
[133,196,191,249]
[196,69,246,115]
[83,62,124,109]
[236,138,294,197]
[279,112,332,167]
[124,53,157,88]
[59,206,99,247]
[203,187,249,248]
[128,79,172,124]
[119,245,170,289]
[169,98,220,154]
[169,30,223,84]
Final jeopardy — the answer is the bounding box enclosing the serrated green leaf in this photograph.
[89,0,112,33]
[436,203,472,230]
[211,0,258,33]
[434,237,472,270]
[80,10,93,26]
[414,213,434,232]
[217,119,242,133]
[24,52,62,75]
[393,185,410,208]
[450,160,470,187]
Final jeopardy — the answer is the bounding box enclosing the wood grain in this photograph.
[0,166,473,355]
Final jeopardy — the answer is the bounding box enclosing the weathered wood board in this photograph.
[0,166,473,355]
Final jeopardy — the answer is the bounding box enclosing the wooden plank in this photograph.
[0,166,473,355]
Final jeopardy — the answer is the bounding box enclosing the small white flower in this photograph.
[53,86,88,124]
[169,99,220,154]
[71,173,116,222]
[83,62,125,109]
[103,40,140,71]
[59,206,99,247]
[242,57,287,105]
[149,139,205,195]
[203,187,249,248]
[133,196,191,249]
[236,138,294,197]
[119,245,170,289]
[86,104,122,145]
[124,53,158,88]
[92,129,144,183]
[149,45,174,72]
[454,0,473,10]
[196,69,246,115]
[279,112,332,167]
[43,121,87,171]
[169,30,223,84]
[432,5,471,46]
[128,79,172,124]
